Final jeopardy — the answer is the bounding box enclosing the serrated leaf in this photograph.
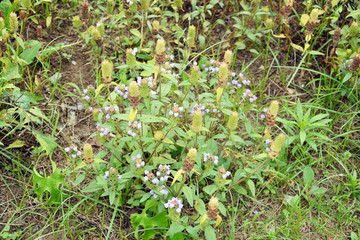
[32,130,57,155]
[130,210,168,240]
[32,161,64,205]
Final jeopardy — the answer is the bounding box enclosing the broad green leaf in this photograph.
[182,185,194,207]
[204,225,217,240]
[82,179,103,192]
[33,161,64,205]
[20,40,42,65]
[203,184,217,195]
[130,28,142,39]
[168,223,185,238]
[303,166,314,185]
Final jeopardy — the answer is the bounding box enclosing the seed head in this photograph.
[129,81,140,97]
[268,133,285,159]
[22,0,32,9]
[224,50,233,67]
[187,25,196,48]
[227,111,239,131]
[83,143,93,163]
[72,16,81,28]
[107,0,115,13]
[140,0,150,11]
[192,109,202,133]
[0,18,5,32]
[91,28,101,41]
[218,62,228,87]
[152,20,160,32]
[207,197,219,220]
[155,38,165,55]
[101,59,113,84]
[187,148,197,161]
[9,12,18,33]
[349,54,360,72]
[268,100,279,119]
[265,18,274,29]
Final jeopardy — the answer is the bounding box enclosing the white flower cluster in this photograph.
[132,153,145,168]
[114,85,129,99]
[203,153,219,165]
[164,197,183,213]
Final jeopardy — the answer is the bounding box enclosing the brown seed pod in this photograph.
[81,1,89,21]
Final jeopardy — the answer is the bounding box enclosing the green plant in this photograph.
[278,99,331,153]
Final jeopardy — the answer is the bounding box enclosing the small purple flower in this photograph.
[65,147,70,152]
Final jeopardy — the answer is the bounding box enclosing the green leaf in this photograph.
[161,83,172,97]
[303,166,314,185]
[168,224,185,238]
[247,179,256,197]
[351,232,359,240]
[130,28,142,39]
[73,174,85,187]
[203,184,218,195]
[82,179,103,193]
[299,130,306,145]
[343,72,352,83]
[130,210,168,240]
[6,140,26,149]
[204,225,217,240]
[20,40,42,65]
[32,130,57,155]
[32,161,65,205]
[182,185,194,207]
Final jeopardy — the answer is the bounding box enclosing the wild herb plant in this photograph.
[61,31,288,237]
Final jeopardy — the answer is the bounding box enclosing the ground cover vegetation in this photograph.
[0,0,360,239]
